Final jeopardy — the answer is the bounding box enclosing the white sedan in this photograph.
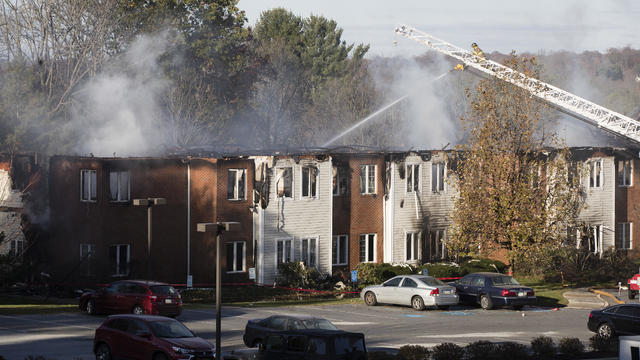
[360,274,459,310]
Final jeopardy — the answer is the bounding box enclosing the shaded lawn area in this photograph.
[0,295,77,315]
[517,275,588,308]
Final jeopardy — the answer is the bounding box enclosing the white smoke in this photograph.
[71,32,174,157]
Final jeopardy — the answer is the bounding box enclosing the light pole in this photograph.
[197,221,239,360]
[133,197,167,279]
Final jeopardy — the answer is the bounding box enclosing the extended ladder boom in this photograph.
[394,25,640,144]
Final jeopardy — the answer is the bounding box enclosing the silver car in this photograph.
[360,275,459,311]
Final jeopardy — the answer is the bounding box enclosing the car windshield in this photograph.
[418,276,445,286]
[490,276,520,286]
[148,320,194,338]
[150,285,177,295]
[302,319,338,330]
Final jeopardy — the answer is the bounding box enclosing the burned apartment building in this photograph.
[44,147,640,286]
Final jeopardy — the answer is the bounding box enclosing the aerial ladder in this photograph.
[394,25,640,145]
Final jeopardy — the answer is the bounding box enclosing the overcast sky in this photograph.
[239,0,640,57]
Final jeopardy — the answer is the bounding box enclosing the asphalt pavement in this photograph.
[0,301,596,360]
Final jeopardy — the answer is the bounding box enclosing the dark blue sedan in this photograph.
[453,272,536,310]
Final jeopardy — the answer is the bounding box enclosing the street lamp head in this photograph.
[197,222,240,234]
[150,198,167,205]
[133,198,167,206]
[133,199,149,206]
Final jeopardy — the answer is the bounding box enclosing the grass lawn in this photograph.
[517,275,571,308]
[0,296,77,315]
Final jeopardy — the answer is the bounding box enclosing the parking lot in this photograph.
[0,302,594,359]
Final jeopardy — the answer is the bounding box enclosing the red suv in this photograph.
[80,280,182,317]
[94,314,215,360]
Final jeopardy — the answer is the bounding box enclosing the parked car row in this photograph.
[360,272,537,311]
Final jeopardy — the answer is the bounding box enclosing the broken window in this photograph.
[301,237,317,268]
[333,167,348,196]
[227,169,246,200]
[431,163,445,193]
[226,241,245,272]
[618,160,632,187]
[406,164,420,192]
[109,244,130,276]
[276,168,293,198]
[332,235,348,266]
[617,222,632,250]
[406,232,420,261]
[302,166,318,198]
[589,159,603,188]
[80,243,94,276]
[109,171,130,202]
[276,239,292,266]
[429,230,446,260]
[359,165,376,195]
[80,170,97,202]
[359,233,376,262]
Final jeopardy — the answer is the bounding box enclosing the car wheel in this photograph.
[629,290,636,300]
[364,292,377,306]
[132,305,144,315]
[480,295,493,310]
[436,305,449,310]
[95,343,111,360]
[512,305,524,311]
[597,323,613,339]
[153,353,169,360]
[411,296,425,311]
[86,300,96,315]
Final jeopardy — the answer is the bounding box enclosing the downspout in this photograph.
[187,162,191,286]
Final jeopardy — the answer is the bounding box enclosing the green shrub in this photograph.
[460,258,507,275]
[589,334,618,353]
[530,336,555,359]
[418,263,461,278]
[432,342,464,360]
[397,345,431,360]
[368,351,397,360]
[558,337,584,357]
[464,340,496,360]
[276,262,324,288]
[355,263,416,285]
[495,342,530,360]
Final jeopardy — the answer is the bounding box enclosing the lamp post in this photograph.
[133,197,167,279]
[197,221,239,360]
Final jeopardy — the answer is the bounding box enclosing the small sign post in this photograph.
[351,270,358,283]
[249,267,256,280]
[187,275,193,288]
[423,268,429,276]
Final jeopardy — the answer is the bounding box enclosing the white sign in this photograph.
[249,267,256,280]
[187,275,193,288]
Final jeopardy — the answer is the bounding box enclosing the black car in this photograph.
[588,304,640,338]
[452,272,536,310]
[243,315,338,347]
[230,329,367,360]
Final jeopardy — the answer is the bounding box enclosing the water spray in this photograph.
[322,69,458,147]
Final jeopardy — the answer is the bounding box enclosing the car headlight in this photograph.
[172,346,190,354]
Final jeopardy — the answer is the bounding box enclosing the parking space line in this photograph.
[0,315,96,331]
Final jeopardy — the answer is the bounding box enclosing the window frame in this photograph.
[276,167,293,198]
[301,166,318,198]
[618,160,633,187]
[227,169,247,201]
[359,233,377,263]
[300,236,318,268]
[109,170,130,202]
[80,243,95,276]
[332,235,349,266]
[618,222,633,250]
[406,164,420,193]
[359,165,377,195]
[80,169,97,202]
[405,231,421,261]
[226,241,246,273]
[275,238,293,269]
[110,244,130,277]
[431,163,446,193]
[333,167,348,196]
[429,229,446,260]
[588,159,603,189]
[10,238,24,257]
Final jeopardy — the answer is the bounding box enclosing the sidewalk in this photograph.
[563,288,607,309]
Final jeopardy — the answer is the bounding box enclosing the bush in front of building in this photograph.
[464,340,496,360]
[417,263,461,278]
[396,344,431,360]
[459,258,508,275]
[355,263,416,285]
[495,342,530,360]
[558,337,585,358]
[276,262,325,289]
[589,334,618,354]
[431,343,465,360]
